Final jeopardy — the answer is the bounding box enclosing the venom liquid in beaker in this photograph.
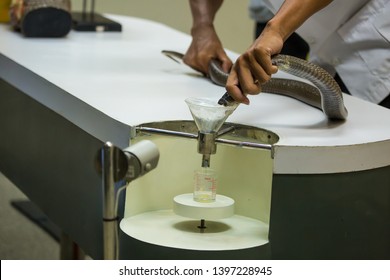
[193,167,217,202]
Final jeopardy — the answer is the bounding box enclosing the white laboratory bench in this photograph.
[1,15,389,259]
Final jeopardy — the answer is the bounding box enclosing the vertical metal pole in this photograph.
[82,0,87,17]
[59,232,86,260]
[102,142,117,260]
[90,0,95,17]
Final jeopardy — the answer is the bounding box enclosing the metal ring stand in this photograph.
[99,141,159,259]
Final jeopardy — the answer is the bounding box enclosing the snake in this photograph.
[162,50,348,120]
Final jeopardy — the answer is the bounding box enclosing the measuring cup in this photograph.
[193,167,217,202]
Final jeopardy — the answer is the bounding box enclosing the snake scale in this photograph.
[162,50,348,120]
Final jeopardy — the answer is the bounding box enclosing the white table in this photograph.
[1,15,389,259]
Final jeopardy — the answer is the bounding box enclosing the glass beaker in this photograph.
[193,167,217,202]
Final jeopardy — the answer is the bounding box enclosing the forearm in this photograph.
[184,0,231,73]
[267,0,333,41]
[189,0,224,31]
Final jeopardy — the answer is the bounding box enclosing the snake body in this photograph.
[162,50,348,120]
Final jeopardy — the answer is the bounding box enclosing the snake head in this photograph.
[161,50,185,64]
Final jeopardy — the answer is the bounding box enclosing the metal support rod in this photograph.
[91,0,95,16]
[59,232,86,260]
[102,142,118,260]
[137,126,197,139]
[136,126,272,150]
[82,0,87,15]
[98,140,159,259]
[216,125,235,137]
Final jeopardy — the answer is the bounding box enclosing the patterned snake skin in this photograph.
[163,50,348,120]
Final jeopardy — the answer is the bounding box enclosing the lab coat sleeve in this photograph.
[373,3,390,42]
[263,0,369,53]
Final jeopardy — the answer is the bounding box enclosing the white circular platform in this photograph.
[120,210,269,251]
[173,193,235,220]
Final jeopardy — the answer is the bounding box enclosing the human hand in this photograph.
[226,26,283,105]
[183,24,232,76]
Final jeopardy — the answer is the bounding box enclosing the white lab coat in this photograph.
[263,0,390,104]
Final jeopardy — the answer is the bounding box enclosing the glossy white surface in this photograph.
[173,193,235,220]
[120,210,269,250]
[1,15,390,174]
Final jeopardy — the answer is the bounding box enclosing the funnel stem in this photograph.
[202,154,211,168]
[198,132,216,167]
